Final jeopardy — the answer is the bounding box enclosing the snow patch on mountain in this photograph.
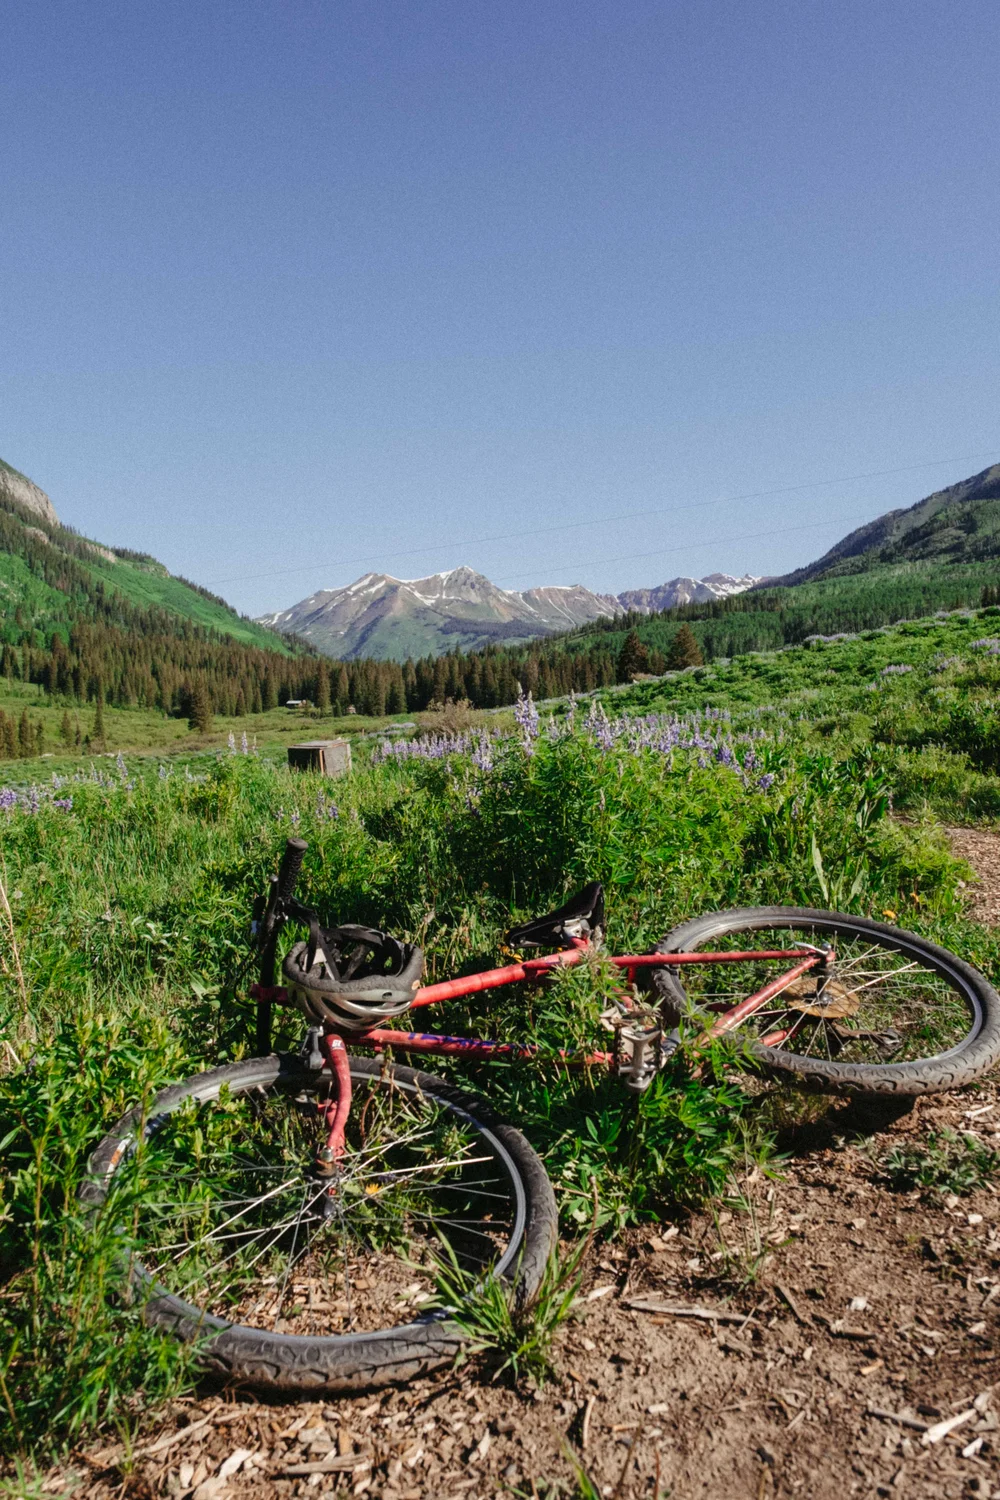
[258,566,761,661]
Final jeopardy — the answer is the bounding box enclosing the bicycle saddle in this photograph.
[505,883,605,948]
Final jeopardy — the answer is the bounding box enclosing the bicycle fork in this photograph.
[314,1032,353,1199]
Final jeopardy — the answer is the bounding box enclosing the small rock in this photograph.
[217,1449,254,1480]
[192,1481,228,1500]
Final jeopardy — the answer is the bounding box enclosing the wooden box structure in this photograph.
[287,739,352,777]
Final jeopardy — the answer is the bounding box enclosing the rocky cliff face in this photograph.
[0,460,59,527]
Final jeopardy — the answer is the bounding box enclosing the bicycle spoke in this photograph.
[118,1066,528,1338]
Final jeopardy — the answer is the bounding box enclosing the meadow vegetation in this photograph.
[0,605,999,1461]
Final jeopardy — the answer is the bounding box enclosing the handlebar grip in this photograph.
[275,838,308,902]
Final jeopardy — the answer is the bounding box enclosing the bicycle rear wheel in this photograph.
[651,907,1000,1095]
[84,1052,557,1392]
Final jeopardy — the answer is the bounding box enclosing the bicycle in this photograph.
[84,837,1000,1393]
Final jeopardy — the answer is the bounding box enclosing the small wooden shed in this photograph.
[287,739,352,777]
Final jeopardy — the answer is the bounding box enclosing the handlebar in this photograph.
[256,837,309,1054]
[276,837,308,903]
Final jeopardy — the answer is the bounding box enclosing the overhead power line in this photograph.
[204,448,998,590]
[493,511,873,587]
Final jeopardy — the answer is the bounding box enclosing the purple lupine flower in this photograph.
[0,788,17,811]
[757,773,776,792]
[513,688,540,751]
[471,734,495,772]
[227,732,237,754]
[880,664,913,676]
[52,797,73,811]
[584,699,616,751]
[970,638,1000,655]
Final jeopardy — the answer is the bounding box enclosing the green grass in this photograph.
[0,555,76,632]
[428,1238,589,1387]
[879,1128,1000,1200]
[77,554,289,652]
[2,606,1000,1463]
[0,680,418,770]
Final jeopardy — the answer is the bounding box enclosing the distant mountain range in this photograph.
[258,568,761,661]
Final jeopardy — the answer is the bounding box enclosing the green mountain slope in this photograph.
[773,463,1000,585]
[0,458,288,652]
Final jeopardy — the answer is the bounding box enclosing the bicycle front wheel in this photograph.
[84,1053,557,1392]
[653,907,1000,1095]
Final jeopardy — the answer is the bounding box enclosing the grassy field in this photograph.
[0,678,413,777]
[1,606,999,1464]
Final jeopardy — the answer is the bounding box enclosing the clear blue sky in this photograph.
[2,1,998,617]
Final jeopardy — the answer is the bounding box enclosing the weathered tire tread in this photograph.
[87,1053,558,1393]
[654,906,1000,1097]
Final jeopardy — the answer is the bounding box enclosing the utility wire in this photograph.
[204,449,998,591]
[492,510,873,587]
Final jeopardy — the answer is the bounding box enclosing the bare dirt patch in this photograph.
[948,827,1000,928]
[40,1084,1000,1500]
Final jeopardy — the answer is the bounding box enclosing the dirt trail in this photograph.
[948,827,1000,928]
[40,1085,999,1500]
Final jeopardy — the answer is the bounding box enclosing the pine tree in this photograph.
[315,660,331,714]
[188,680,213,733]
[35,722,44,756]
[18,709,32,758]
[666,624,704,670]
[616,629,649,682]
[92,689,106,749]
[60,710,73,747]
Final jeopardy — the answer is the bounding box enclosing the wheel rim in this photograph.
[100,1062,527,1339]
[672,918,982,1069]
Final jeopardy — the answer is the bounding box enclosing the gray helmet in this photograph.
[282,923,424,1032]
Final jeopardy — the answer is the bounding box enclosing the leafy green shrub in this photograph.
[879,1128,999,1199]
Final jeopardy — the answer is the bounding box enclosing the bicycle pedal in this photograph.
[614,1021,663,1092]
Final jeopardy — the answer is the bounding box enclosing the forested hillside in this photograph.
[388,559,1000,711]
[0,485,327,720]
[773,462,1000,584]
[5,451,999,729]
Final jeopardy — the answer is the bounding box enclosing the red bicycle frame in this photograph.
[253,941,825,1168]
